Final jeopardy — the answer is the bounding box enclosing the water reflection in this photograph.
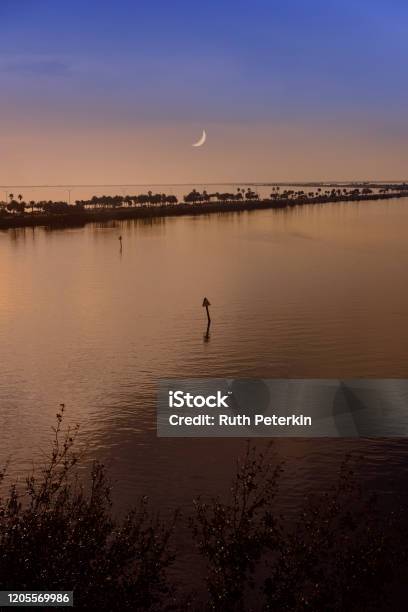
[0,198,408,524]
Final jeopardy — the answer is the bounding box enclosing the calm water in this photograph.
[1,197,408,579]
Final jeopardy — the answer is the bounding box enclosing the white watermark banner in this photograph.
[157,379,408,437]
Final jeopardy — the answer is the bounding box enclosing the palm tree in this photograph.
[18,194,23,202]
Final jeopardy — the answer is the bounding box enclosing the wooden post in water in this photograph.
[118,235,122,253]
[202,297,211,323]
[202,297,211,341]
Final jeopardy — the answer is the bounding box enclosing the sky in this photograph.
[1,0,408,185]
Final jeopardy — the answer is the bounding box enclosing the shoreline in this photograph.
[1,190,407,231]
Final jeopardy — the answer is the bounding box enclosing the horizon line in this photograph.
[1,180,407,189]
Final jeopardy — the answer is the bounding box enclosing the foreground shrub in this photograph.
[0,406,176,611]
[192,444,282,609]
[0,411,404,611]
[193,446,401,612]
[264,458,398,611]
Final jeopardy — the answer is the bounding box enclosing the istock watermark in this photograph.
[168,390,231,409]
[157,378,408,437]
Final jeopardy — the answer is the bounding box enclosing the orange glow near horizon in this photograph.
[1,118,408,188]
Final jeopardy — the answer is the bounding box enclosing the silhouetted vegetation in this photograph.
[0,412,405,610]
[191,446,282,609]
[192,445,400,611]
[0,407,177,611]
[1,184,408,230]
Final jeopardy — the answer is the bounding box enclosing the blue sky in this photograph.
[1,0,408,182]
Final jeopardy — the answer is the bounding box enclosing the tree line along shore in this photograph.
[1,185,407,230]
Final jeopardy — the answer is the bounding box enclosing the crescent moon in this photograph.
[192,129,206,147]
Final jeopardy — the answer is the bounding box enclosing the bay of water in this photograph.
[1,196,408,581]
